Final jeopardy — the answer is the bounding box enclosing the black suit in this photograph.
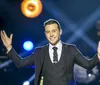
[7,42,99,85]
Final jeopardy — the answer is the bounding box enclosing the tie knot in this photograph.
[52,47,58,51]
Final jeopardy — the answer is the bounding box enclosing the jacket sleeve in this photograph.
[74,45,100,70]
[6,47,40,68]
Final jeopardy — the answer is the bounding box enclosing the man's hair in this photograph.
[43,19,61,30]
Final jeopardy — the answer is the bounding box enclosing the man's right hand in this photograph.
[0,30,13,51]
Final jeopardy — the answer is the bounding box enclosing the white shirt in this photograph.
[49,40,62,63]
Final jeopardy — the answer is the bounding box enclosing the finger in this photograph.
[1,31,5,38]
[10,34,13,40]
[0,31,7,45]
[1,31,4,38]
[1,37,5,43]
[1,32,5,41]
[3,30,8,38]
[1,31,7,42]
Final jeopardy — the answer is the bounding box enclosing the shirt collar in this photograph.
[49,40,62,50]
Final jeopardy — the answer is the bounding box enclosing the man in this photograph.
[1,19,100,85]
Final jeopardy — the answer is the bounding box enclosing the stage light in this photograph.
[88,73,92,77]
[23,41,34,51]
[23,81,30,85]
[21,0,42,18]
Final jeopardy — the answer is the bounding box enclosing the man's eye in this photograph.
[53,30,56,32]
[46,31,49,33]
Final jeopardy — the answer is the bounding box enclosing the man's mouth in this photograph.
[50,37,56,41]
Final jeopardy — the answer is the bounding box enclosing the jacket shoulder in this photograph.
[62,42,76,48]
[35,44,48,50]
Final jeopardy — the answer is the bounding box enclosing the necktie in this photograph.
[52,47,58,63]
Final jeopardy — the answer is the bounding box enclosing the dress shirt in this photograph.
[49,40,62,63]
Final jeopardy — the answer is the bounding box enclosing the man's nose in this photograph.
[50,32,53,36]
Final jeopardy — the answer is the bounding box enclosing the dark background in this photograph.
[0,0,100,85]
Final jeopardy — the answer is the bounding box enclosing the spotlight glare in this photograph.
[23,81,30,85]
[21,0,43,18]
[23,41,34,51]
[88,73,92,77]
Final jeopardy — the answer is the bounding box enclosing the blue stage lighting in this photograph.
[23,81,30,85]
[23,41,34,51]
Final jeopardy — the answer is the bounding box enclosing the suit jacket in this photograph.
[7,42,100,85]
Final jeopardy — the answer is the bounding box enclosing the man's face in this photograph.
[45,23,62,45]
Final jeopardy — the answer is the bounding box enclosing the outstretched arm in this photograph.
[74,45,100,70]
[0,30,38,68]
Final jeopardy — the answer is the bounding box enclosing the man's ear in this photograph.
[60,29,62,35]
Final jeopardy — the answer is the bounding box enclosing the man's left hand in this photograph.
[97,41,100,60]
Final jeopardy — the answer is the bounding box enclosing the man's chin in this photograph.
[50,41,59,45]
[50,43,56,45]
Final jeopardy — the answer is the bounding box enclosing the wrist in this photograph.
[6,45,12,51]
